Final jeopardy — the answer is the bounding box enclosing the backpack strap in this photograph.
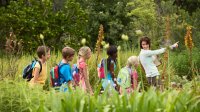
[33,57,43,74]
[58,62,69,82]
[37,60,42,74]
[58,62,68,75]
[58,62,68,68]
[32,59,42,74]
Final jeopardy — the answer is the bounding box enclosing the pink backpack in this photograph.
[72,64,80,86]
[131,70,138,89]
[97,59,107,79]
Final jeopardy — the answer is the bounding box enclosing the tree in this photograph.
[0,0,88,51]
[76,0,134,47]
[173,0,200,14]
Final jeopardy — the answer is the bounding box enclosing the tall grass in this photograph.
[0,50,200,111]
[0,80,200,112]
[0,50,138,86]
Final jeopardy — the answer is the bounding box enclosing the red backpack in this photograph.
[50,63,66,87]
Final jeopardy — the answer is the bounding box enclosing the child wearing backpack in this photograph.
[58,47,75,92]
[117,56,139,94]
[102,45,119,91]
[29,46,50,87]
[77,46,93,94]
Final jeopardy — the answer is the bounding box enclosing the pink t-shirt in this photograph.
[78,58,87,91]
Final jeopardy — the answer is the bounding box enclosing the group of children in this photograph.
[29,45,139,94]
[28,36,179,94]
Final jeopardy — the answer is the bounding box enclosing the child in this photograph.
[102,45,119,91]
[77,46,93,94]
[30,46,51,87]
[117,56,139,94]
[59,47,75,92]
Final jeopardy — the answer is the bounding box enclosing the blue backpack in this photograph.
[22,60,42,81]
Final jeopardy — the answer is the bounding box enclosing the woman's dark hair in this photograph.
[106,45,117,70]
[140,36,151,49]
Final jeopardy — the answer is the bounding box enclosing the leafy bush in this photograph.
[0,0,88,51]
[170,48,200,79]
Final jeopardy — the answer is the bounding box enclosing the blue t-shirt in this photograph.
[59,63,73,84]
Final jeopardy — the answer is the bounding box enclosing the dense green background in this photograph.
[0,0,199,80]
[0,0,200,51]
[0,1,200,111]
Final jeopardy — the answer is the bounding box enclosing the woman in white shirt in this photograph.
[139,36,178,86]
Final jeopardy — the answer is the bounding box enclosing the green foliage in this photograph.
[0,48,200,111]
[127,0,157,28]
[127,0,159,48]
[170,48,200,79]
[0,0,88,51]
[0,0,200,111]
[172,0,200,14]
[1,0,200,52]
[76,0,135,47]
[0,80,200,112]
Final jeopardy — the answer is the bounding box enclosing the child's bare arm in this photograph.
[109,63,115,81]
[109,62,119,91]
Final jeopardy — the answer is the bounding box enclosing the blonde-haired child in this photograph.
[117,56,139,94]
[77,46,93,94]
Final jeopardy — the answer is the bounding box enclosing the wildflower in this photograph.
[184,26,195,89]
[95,24,104,67]
[101,41,106,46]
[104,43,109,49]
[95,24,104,50]
[183,76,187,79]
[135,30,143,36]
[40,34,44,40]
[81,38,86,45]
[162,16,170,82]
[184,26,194,50]
[117,46,121,51]
[121,34,126,40]
[121,34,129,41]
